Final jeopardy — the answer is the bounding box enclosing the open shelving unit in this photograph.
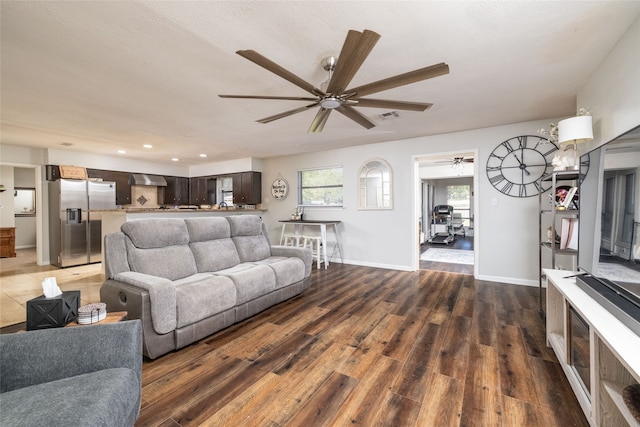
[538,170,580,309]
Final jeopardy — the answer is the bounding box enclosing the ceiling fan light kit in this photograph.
[219,29,449,133]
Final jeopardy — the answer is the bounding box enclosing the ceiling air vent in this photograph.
[376,111,400,120]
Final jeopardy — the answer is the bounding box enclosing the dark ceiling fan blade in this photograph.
[256,102,319,124]
[326,29,380,95]
[353,98,432,111]
[346,62,449,98]
[336,105,375,129]
[219,95,319,101]
[308,108,332,133]
[236,50,325,96]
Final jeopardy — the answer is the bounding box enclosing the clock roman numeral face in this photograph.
[486,135,558,198]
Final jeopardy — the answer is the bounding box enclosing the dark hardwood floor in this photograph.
[136,264,588,427]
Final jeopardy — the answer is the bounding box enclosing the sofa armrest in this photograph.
[271,245,312,277]
[113,272,177,334]
[0,320,142,393]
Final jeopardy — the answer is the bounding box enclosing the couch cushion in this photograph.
[175,275,236,328]
[214,264,275,305]
[255,257,306,289]
[125,239,197,281]
[226,215,262,236]
[0,368,139,427]
[190,240,240,272]
[185,217,231,242]
[232,234,271,262]
[122,218,189,248]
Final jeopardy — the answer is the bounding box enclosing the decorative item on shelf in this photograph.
[540,108,593,171]
[0,184,5,192]
[558,111,593,170]
[291,206,304,221]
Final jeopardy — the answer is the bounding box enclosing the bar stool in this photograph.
[283,233,302,247]
[302,235,323,269]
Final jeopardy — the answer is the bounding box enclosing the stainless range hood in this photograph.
[129,173,167,187]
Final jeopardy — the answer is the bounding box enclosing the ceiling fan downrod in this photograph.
[319,56,342,109]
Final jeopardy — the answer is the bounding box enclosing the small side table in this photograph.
[66,311,128,327]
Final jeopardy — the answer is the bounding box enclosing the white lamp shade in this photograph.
[558,115,593,145]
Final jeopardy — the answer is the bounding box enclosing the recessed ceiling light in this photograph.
[199,154,207,158]
[171,158,179,162]
[143,144,153,149]
[117,150,126,154]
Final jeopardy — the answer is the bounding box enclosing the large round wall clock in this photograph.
[271,176,289,200]
[486,135,559,198]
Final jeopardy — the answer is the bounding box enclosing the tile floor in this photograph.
[0,248,103,327]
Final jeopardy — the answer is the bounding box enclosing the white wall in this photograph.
[260,119,556,284]
[579,15,640,151]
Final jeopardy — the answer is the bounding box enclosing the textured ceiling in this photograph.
[2,1,639,166]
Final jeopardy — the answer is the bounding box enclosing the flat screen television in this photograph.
[577,124,640,335]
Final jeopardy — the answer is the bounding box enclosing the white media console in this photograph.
[545,269,640,426]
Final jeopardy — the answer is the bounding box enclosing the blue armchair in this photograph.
[1,320,142,426]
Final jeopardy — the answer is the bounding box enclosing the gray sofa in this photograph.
[100,215,312,359]
[0,320,142,427]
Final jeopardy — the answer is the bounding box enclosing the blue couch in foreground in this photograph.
[0,320,142,427]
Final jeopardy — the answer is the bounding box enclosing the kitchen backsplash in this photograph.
[130,185,160,208]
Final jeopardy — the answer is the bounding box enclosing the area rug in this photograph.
[420,248,474,265]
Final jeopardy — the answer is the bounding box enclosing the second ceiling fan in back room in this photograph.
[219,29,450,133]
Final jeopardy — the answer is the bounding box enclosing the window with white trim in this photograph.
[298,166,343,207]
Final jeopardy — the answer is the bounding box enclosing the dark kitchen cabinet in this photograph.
[232,172,261,205]
[86,168,112,182]
[45,165,61,181]
[189,177,209,205]
[164,176,190,206]
[110,171,132,205]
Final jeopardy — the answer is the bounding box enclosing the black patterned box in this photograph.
[26,291,80,330]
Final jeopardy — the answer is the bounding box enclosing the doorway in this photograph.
[0,163,43,266]
[416,152,476,274]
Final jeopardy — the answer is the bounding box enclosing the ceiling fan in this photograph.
[437,157,474,166]
[434,157,474,173]
[219,29,449,133]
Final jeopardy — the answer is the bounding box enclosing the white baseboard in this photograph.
[476,274,538,287]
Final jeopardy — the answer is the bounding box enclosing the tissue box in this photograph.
[26,291,80,330]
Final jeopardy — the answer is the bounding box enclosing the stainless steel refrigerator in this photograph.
[49,179,117,267]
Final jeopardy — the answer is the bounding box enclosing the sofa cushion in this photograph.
[175,275,236,328]
[185,217,231,242]
[0,368,139,427]
[215,264,276,305]
[232,234,271,262]
[255,257,306,290]
[226,215,262,236]
[122,218,189,248]
[125,239,197,281]
[190,240,240,272]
